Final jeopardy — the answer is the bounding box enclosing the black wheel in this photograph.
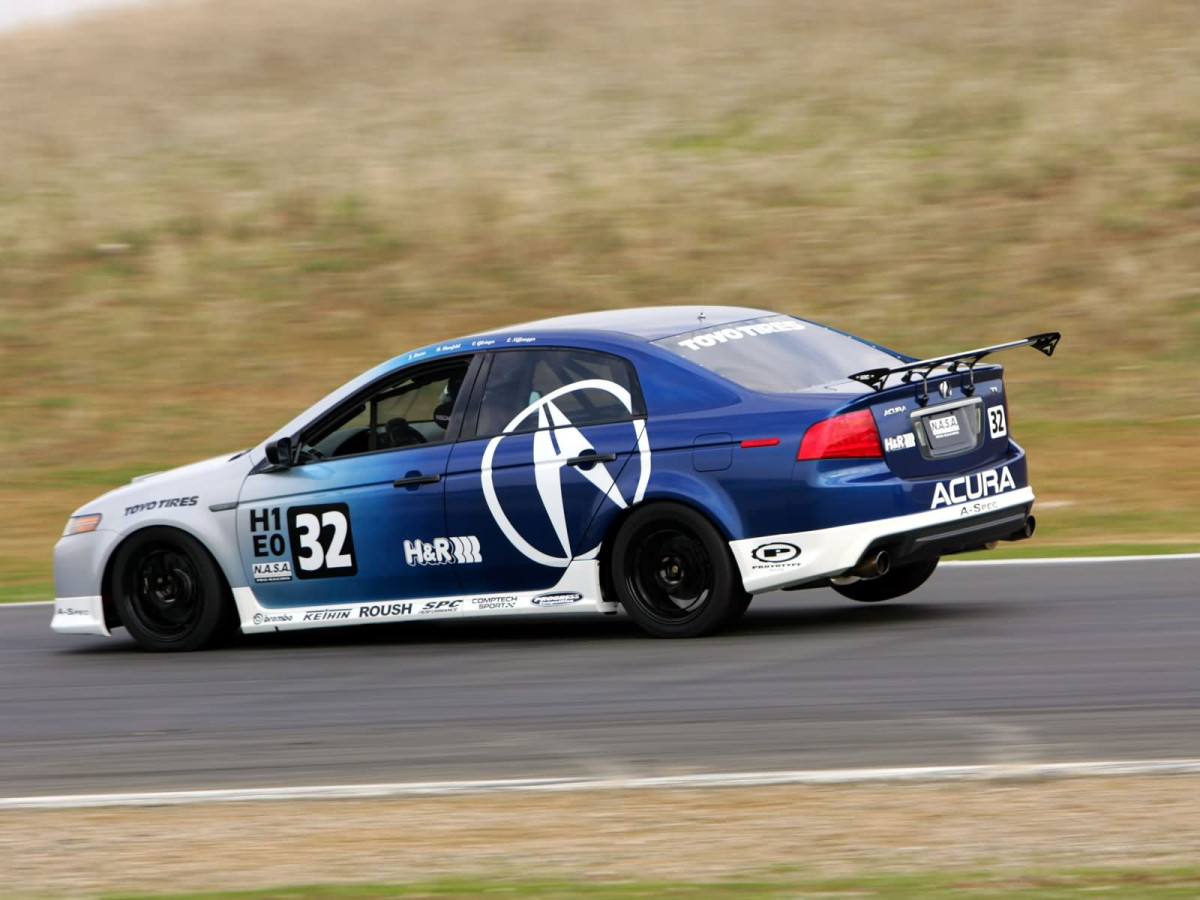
[112,527,235,651]
[611,503,749,638]
[831,557,940,603]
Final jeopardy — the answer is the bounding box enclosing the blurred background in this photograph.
[1,0,1198,602]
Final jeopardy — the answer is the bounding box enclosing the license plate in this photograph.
[916,400,982,458]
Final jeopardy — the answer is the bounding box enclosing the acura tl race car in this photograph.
[52,307,1059,650]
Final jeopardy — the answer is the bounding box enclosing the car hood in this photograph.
[72,451,254,520]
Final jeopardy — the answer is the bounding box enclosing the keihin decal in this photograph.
[481,380,650,568]
[931,465,1016,509]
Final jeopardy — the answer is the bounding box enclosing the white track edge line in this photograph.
[943,553,1200,566]
[4,553,1198,613]
[5,759,1200,809]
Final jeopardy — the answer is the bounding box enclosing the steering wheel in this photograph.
[385,417,427,448]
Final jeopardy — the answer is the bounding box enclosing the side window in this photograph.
[475,349,643,437]
[300,359,472,461]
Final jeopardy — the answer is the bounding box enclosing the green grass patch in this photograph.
[0,582,52,604]
[101,868,1200,900]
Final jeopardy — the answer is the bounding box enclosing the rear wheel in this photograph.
[112,528,235,651]
[831,557,940,603]
[611,503,749,637]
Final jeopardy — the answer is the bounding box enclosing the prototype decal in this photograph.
[988,405,1008,439]
[404,536,482,566]
[884,433,916,452]
[285,503,358,580]
[931,465,1016,509]
[481,379,650,568]
[749,542,801,567]
[675,319,803,351]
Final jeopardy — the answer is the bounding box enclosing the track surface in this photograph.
[2,559,1197,797]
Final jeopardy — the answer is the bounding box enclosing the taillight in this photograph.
[797,410,883,460]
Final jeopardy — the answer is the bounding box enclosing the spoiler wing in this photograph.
[848,331,1061,398]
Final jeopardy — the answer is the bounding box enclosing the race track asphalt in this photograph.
[1,559,1197,797]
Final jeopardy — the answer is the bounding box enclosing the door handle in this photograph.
[566,451,617,469]
[393,473,442,488]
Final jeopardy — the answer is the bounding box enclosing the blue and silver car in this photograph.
[52,306,1059,650]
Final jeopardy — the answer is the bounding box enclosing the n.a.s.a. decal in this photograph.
[481,379,650,568]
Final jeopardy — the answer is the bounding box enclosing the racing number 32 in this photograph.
[988,405,1008,439]
[287,503,358,579]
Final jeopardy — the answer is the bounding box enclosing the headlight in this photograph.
[63,514,102,536]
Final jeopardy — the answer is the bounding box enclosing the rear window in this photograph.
[653,314,902,393]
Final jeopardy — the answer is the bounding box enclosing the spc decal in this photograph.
[419,599,462,615]
[749,542,801,566]
[404,536,482,566]
[481,380,651,568]
[987,405,1008,439]
[286,503,358,580]
[931,465,1016,509]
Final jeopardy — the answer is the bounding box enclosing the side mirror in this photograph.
[264,436,294,470]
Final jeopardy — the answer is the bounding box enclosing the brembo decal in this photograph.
[481,379,650,568]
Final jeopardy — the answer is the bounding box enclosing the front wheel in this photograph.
[831,557,940,603]
[112,527,236,651]
[611,503,749,638]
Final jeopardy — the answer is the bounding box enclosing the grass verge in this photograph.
[101,869,1200,900]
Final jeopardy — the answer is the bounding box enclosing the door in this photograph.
[445,347,649,595]
[237,356,477,613]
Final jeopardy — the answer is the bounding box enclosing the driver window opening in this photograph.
[299,361,470,461]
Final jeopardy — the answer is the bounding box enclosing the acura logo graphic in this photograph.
[939,381,952,399]
[481,380,650,568]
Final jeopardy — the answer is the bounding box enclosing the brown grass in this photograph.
[2,0,1199,590]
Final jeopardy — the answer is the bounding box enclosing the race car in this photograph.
[52,307,1059,650]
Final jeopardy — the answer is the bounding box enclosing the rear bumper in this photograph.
[730,486,1035,593]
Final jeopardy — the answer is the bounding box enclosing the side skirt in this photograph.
[233,559,614,634]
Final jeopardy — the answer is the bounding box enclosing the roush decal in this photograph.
[359,603,413,619]
[482,379,650,568]
[286,503,358,579]
[931,465,1016,509]
[404,536,481,566]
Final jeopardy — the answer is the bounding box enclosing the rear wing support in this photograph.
[848,332,1061,405]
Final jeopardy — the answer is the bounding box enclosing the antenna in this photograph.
[697,311,706,325]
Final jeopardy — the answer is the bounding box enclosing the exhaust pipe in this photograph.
[1003,515,1037,542]
[850,550,891,579]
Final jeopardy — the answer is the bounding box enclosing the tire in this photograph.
[112,527,236,651]
[831,557,940,603]
[611,503,749,638]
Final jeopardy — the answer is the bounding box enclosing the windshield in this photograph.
[653,314,902,393]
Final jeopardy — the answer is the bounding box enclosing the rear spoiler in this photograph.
[848,332,1061,402]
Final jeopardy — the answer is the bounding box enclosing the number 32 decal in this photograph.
[287,503,358,579]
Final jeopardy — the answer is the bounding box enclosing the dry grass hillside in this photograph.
[2,0,1199,598]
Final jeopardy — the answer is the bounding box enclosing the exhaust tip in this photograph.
[874,550,891,577]
[1024,516,1037,539]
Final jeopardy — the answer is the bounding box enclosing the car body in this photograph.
[52,306,1056,649]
